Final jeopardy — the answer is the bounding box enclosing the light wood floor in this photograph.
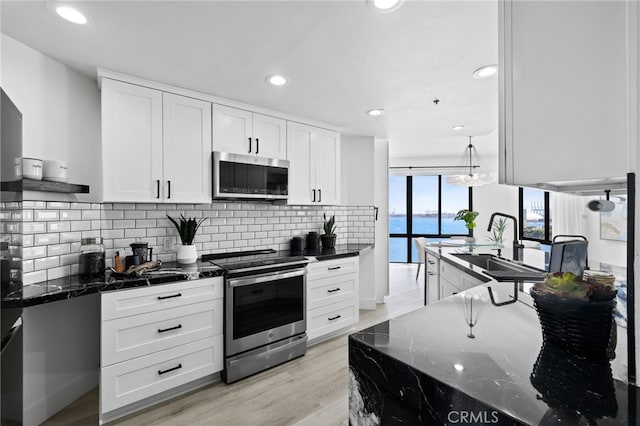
[43,264,423,426]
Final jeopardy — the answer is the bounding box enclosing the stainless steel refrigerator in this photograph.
[1,88,23,426]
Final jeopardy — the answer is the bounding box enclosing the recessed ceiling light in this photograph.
[266,75,288,86]
[367,109,385,117]
[452,125,465,131]
[367,0,404,13]
[472,65,498,79]
[56,6,87,24]
[47,2,94,25]
[454,364,465,372]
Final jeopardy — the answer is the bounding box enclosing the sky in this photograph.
[389,175,470,215]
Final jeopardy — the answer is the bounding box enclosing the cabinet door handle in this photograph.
[312,189,316,202]
[157,293,182,300]
[328,266,341,271]
[328,315,341,321]
[327,288,341,293]
[428,260,435,265]
[427,272,435,276]
[248,137,252,153]
[167,180,171,199]
[256,138,259,154]
[156,180,160,199]
[318,189,322,203]
[158,324,182,333]
[158,364,182,375]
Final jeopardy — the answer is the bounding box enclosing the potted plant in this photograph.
[531,271,617,360]
[454,209,479,242]
[167,214,206,264]
[487,217,509,246]
[321,213,337,249]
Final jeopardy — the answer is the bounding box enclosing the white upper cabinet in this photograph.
[212,104,286,160]
[499,0,632,187]
[162,93,212,204]
[287,122,340,205]
[101,79,211,203]
[102,79,163,203]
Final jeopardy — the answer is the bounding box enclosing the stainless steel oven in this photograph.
[212,251,308,384]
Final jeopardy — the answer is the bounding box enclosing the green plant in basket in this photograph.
[454,209,479,230]
[533,272,617,301]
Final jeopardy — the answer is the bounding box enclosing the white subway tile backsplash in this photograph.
[20,201,374,281]
[60,210,82,221]
[23,259,34,273]
[71,221,91,232]
[48,266,70,280]
[48,243,71,257]
[23,201,46,208]
[23,270,47,285]
[60,232,82,243]
[35,233,60,246]
[82,210,101,220]
[23,246,47,260]
[35,256,60,270]
[47,222,71,232]
[23,222,46,234]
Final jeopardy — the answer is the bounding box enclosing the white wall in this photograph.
[582,198,627,267]
[0,35,102,202]
[472,180,520,243]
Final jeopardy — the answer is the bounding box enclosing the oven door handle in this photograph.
[227,268,306,287]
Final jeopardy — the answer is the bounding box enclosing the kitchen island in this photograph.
[349,282,634,424]
[349,245,634,425]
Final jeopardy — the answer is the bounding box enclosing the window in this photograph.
[389,175,472,263]
[519,187,552,244]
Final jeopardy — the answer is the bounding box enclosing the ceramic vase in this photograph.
[177,244,197,264]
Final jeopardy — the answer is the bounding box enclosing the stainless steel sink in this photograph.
[451,253,545,281]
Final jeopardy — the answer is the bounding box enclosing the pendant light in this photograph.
[445,136,494,186]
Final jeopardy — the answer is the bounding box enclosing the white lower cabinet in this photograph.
[100,277,224,421]
[439,259,487,301]
[306,257,359,341]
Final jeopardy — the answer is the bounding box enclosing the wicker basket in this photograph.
[530,287,616,359]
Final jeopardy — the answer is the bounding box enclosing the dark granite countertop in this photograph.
[349,281,634,425]
[2,261,224,308]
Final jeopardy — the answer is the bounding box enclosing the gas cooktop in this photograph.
[202,249,308,273]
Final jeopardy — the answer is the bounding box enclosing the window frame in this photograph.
[389,175,473,263]
[518,187,552,244]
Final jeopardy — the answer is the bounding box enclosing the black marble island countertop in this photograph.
[349,284,635,425]
[2,261,225,308]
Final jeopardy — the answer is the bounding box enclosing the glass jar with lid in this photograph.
[79,237,105,279]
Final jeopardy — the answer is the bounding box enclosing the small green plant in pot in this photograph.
[454,209,479,242]
[321,213,337,249]
[167,214,206,264]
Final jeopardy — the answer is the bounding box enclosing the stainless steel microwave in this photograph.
[212,152,289,200]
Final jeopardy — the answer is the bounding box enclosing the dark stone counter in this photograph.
[1,261,224,308]
[295,243,372,261]
[349,284,636,425]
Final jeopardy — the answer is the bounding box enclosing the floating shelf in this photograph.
[1,179,90,194]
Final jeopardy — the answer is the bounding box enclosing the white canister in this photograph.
[20,158,43,180]
[13,157,22,178]
[43,160,68,183]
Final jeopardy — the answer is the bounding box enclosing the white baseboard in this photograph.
[24,368,98,426]
[359,298,376,310]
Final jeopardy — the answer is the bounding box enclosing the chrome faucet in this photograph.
[487,212,524,261]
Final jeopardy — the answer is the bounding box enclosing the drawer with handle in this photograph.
[101,299,223,366]
[306,257,358,280]
[307,274,356,310]
[100,335,222,413]
[307,299,357,340]
[101,277,223,321]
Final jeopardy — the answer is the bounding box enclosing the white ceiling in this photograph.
[0,0,499,161]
